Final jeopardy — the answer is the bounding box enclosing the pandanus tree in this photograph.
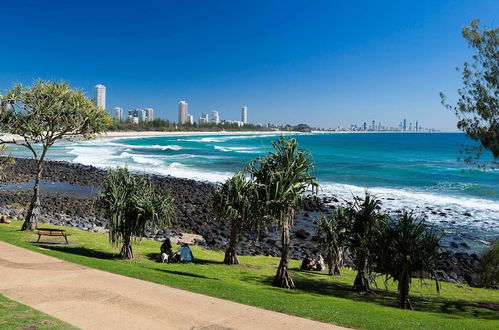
[0,81,111,230]
[213,171,259,265]
[370,211,442,309]
[479,238,499,288]
[347,192,386,292]
[248,136,317,289]
[315,207,350,276]
[97,167,175,259]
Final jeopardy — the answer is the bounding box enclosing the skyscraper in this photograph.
[144,108,154,122]
[187,114,194,125]
[93,84,106,110]
[199,113,209,125]
[114,107,123,121]
[403,118,407,132]
[241,106,248,125]
[178,101,188,125]
[416,120,419,132]
[211,110,220,124]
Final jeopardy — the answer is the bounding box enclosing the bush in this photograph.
[480,239,499,288]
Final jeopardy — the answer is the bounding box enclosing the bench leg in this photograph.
[64,236,69,244]
[37,234,41,243]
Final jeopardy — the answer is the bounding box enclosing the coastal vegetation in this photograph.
[96,167,175,259]
[480,239,499,288]
[441,19,499,165]
[314,208,350,276]
[248,137,318,288]
[212,171,259,265]
[346,192,386,293]
[0,221,498,330]
[369,211,442,309]
[0,81,110,230]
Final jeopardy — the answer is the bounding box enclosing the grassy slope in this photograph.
[0,221,498,330]
[0,294,75,329]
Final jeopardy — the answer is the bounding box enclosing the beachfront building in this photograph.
[114,107,123,121]
[144,108,154,122]
[178,101,188,125]
[199,113,209,125]
[241,106,248,125]
[211,110,220,124]
[94,84,106,110]
[128,109,146,123]
[187,114,194,125]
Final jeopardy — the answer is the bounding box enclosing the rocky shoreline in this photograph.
[0,157,483,286]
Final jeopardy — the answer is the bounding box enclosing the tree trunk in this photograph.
[22,161,43,231]
[223,223,240,265]
[398,272,412,309]
[120,238,134,259]
[353,251,369,292]
[273,223,295,289]
[328,248,343,276]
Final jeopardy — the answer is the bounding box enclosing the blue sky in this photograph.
[0,0,498,131]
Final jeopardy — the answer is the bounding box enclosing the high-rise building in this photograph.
[363,122,367,131]
[178,101,188,125]
[93,84,106,110]
[199,113,209,125]
[211,110,220,124]
[416,120,419,132]
[128,109,146,123]
[403,118,407,132]
[372,120,375,130]
[114,107,123,121]
[241,106,248,125]
[144,108,154,122]
[187,114,194,125]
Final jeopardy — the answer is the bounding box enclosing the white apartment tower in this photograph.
[144,108,154,122]
[241,106,248,125]
[178,101,188,125]
[187,114,194,125]
[94,84,106,110]
[211,110,220,124]
[114,107,123,121]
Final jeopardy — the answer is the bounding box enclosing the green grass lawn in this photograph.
[0,293,75,329]
[0,221,498,329]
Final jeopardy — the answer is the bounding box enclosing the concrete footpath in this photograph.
[0,241,346,329]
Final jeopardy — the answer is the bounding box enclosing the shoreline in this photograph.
[0,157,484,286]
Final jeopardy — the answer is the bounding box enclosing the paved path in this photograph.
[0,241,346,330]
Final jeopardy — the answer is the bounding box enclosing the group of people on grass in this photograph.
[159,238,194,263]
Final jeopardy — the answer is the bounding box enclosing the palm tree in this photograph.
[370,211,442,309]
[347,192,386,292]
[96,167,175,259]
[248,136,317,289]
[315,208,350,276]
[212,171,259,265]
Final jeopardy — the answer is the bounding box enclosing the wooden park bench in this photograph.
[36,227,71,244]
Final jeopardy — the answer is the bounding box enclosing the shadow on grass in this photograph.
[242,271,499,320]
[41,245,116,260]
[154,268,220,280]
[145,253,223,265]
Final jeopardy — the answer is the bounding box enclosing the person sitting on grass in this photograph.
[176,243,194,263]
[159,238,176,263]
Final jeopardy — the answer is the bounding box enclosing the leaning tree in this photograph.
[370,211,442,309]
[346,192,387,293]
[212,171,259,265]
[315,207,350,276]
[441,19,499,165]
[0,81,111,230]
[248,136,317,289]
[96,167,175,259]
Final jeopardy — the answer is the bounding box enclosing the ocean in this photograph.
[5,132,499,252]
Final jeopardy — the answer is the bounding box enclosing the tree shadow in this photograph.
[154,268,220,280]
[240,271,499,320]
[145,252,223,265]
[41,245,116,260]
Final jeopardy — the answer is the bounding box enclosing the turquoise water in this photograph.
[6,132,499,250]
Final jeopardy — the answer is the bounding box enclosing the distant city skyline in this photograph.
[1,1,498,131]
